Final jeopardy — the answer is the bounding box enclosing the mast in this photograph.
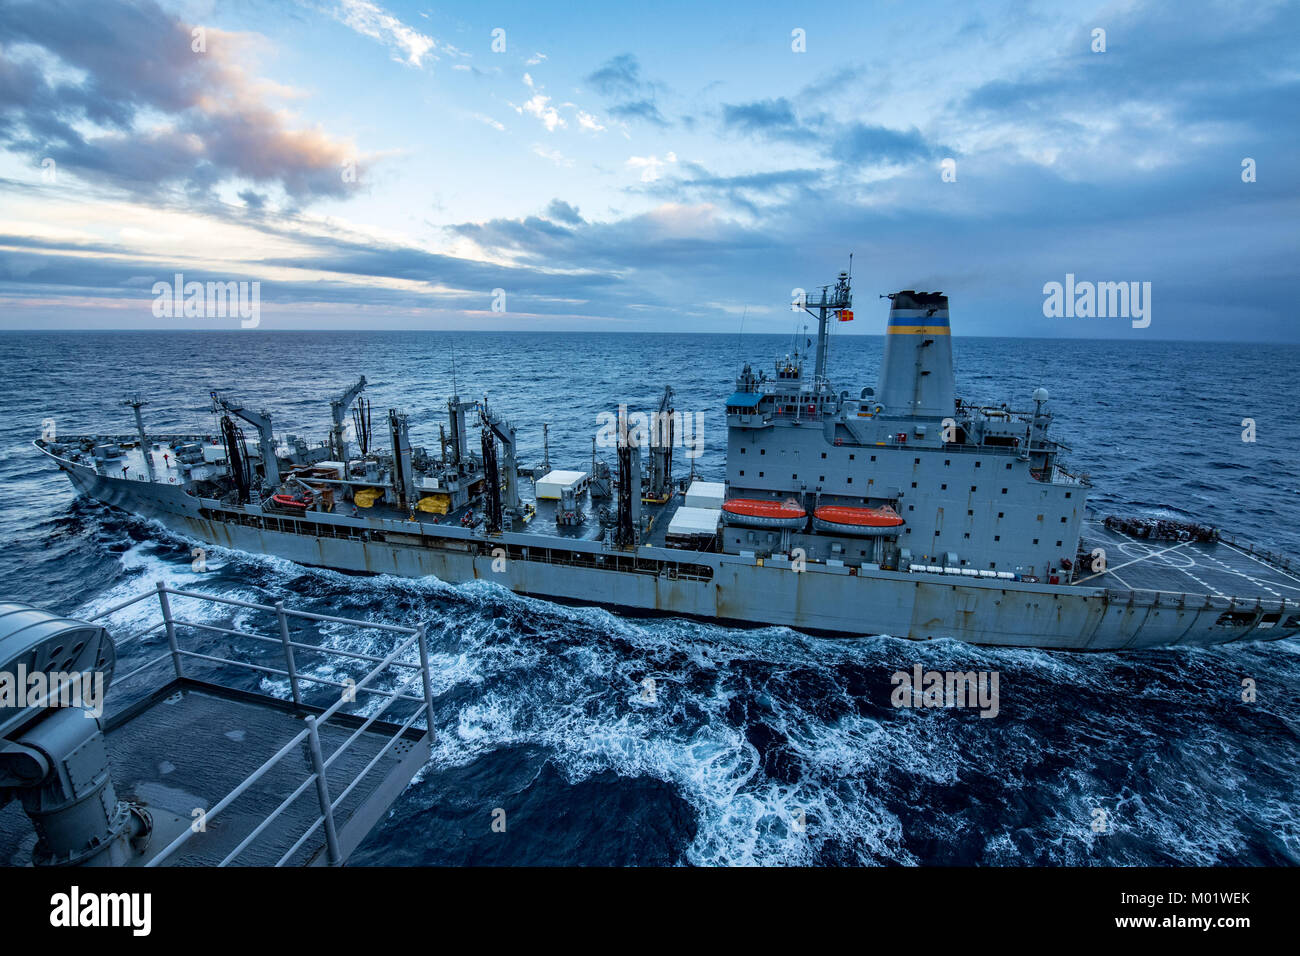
[803,261,852,389]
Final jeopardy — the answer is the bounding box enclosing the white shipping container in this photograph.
[666,506,721,537]
[535,469,588,500]
[684,480,726,509]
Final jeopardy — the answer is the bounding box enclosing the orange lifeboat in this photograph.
[813,505,904,537]
[721,497,807,529]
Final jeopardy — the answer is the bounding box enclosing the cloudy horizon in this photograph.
[0,0,1296,340]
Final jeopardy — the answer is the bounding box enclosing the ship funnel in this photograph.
[875,291,955,420]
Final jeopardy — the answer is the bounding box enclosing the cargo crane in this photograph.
[121,396,155,481]
[388,409,413,511]
[219,414,252,503]
[645,385,674,503]
[352,396,373,456]
[479,398,520,515]
[615,430,642,549]
[210,391,280,488]
[328,376,367,462]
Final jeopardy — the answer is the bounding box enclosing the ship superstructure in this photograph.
[30,268,1300,650]
[721,273,1084,583]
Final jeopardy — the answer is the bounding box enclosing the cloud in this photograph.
[0,0,360,202]
[586,53,670,127]
[586,54,643,98]
[721,96,938,166]
[626,152,677,182]
[721,98,798,135]
[531,144,572,167]
[520,93,565,132]
[608,100,668,127]
[544,199,583,224]
[576,110,605,133]
[326,0,436,68]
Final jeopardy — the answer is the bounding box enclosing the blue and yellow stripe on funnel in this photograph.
[887,311,950,335]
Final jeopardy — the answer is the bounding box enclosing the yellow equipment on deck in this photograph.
[353,488,382,508]
[417,493,451,514]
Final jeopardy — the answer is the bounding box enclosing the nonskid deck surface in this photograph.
[1079,518,1300,600]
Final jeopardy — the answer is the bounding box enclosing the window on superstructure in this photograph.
[911,481,917,488]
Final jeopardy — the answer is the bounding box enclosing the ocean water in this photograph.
[0,330,1296,865]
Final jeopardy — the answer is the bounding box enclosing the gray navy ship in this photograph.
[34,269,1300,650]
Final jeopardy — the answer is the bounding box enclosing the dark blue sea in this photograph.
[1,331,1297,865]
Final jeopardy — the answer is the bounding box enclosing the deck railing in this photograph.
[87,582,434,866]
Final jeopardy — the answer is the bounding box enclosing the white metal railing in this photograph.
[88,582,434,866]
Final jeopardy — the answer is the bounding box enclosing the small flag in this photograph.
[837,309,854,322]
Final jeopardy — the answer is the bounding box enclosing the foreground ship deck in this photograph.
[0,588,432,867]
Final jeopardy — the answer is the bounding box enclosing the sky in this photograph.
[0,0,1296,339]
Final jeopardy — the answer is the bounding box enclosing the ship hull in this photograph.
[52,456,1300,652]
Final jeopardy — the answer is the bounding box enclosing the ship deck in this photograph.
[41,435,1300,605]
[1077,518,1300,602]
